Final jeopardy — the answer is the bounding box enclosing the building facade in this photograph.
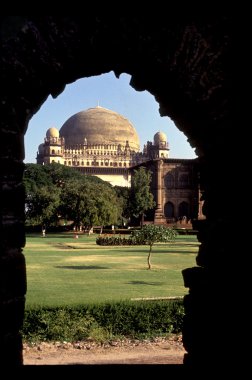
[36,106,170,187]
[130,158,203,224]
[37,106,203,222]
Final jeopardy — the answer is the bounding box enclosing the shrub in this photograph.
[22,299,184,343]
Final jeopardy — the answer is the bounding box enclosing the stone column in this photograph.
[181,153,234,370]
[154,159,166,224]
[0,127,27,365]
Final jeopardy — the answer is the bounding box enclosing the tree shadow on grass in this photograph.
[54,265,109,270]
[127,280,165,286]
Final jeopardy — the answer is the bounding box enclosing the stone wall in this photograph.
[1,15,233,369]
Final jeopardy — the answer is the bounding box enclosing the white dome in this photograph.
[154,131,167,145]
[46,127,59,138]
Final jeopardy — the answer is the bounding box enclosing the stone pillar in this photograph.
[154,159,166,224]
[181,153,234,370]
[0,128,27,365]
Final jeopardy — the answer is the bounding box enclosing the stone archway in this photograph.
[164,201,175,218]
[1,15,233,369]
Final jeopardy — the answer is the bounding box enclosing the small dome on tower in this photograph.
[46,127,59,138]
[154,131,167,145]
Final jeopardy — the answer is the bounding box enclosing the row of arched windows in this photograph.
[165,173,190,188]
[64,161,128,167]
[164,201,190,218]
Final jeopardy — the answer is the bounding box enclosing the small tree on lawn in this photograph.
[130,224,177,269]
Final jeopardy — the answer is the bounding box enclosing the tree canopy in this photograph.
[23,163,123,230]
[59,178,122,230]
[130,166,156,227]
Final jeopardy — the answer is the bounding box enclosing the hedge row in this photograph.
[22,299,184,343]
[96,236,146,245]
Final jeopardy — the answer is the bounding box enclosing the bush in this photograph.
[22,299,184,343]
[96,235,143,246]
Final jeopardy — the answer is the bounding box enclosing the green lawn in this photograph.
[24,232,199,307]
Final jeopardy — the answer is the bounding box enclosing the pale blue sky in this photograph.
[25,72,197,163]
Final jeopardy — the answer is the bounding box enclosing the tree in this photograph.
[23,163,122,231]
[59,178,123,232]
[130,167,156,227]
[25,185,61,229]
[114,185,131,226]
[23,163,53,193]
[130,224,177,269]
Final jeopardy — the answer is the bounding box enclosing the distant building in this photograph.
[130,158,203,224]
[37,106,203,223]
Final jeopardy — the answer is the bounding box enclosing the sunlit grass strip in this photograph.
[24,233,199,307]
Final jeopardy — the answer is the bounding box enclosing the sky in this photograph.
[24,71,197,163]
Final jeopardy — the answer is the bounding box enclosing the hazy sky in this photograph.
[24,72,197,163]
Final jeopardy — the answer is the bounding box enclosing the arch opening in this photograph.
[1,15,232,368]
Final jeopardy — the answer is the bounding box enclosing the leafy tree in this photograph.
[59,178,123,232]
[23,163,53,193]
[23,163,123,231]
[23,162,90,192]
[43,162,82,187]
[130,167,156,227]
[25,185,61,229]
[130,224,177,269]
[114,185,131,226]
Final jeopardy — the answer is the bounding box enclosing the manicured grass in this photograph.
[24,232,199,307]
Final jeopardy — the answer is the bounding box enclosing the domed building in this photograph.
[36,106,170,186]
[60,106,140,150]
[37,106,203,223]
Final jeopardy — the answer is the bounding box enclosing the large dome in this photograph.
[59,106,140,151]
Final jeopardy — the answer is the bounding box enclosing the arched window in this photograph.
[179,201,190,218]
[165,173,174,188]
[179,174,189,188]
[164,201,174,218]
[51,149,55,155]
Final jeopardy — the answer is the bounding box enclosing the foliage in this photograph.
[59,178,122,230]
[22,307,95,343]
[130,224,177,269]
[25,185,61,228]
[114,185,131,224]
[23,163,124,230]
[22,300,184,343]
[129,166,156,227]
[23,163,53,192]
[96,235,140,245]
